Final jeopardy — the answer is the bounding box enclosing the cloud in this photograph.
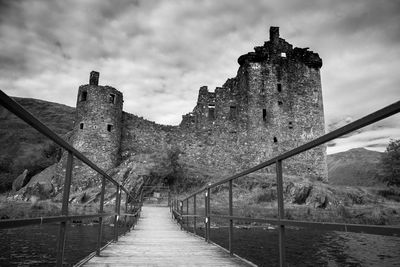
[0,0,399,151]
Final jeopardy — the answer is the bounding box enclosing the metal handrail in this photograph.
[173,99,400,267]
[0,90,143,266]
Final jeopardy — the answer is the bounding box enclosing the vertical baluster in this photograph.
[171,199,174,219]
[96,175,106,256]
[229,180,233,255]
[180,201,183,230]
[56,151,74,267]
[114,185,121,242]
[124,192,128,232]
[276,160,286,267]
[186,198,189,231]
[193,194,197,235]
[204,190,208,241]
[207,186,211,243]
[168,190,171,209]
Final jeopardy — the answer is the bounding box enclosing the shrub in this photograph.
[381,139,400,186]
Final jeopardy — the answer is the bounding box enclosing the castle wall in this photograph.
[70,26,328,191]
[179,27,328,181]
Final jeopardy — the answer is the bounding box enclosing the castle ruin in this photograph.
[71,26,327,188]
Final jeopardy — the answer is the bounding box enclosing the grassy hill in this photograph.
[0,97,75,192]
[327,148,383,186]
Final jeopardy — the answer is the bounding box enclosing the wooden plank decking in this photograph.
[84,206,252,267]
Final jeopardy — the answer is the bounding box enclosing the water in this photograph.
[193,226,400,267]
[0,223,128,266]
[1,223,399,266]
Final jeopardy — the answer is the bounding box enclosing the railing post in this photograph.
[56,151,74,267]
[193,194,197,235]
[207,186,211,243]
[229,180,233,256]
[114,185,121,242]
[186,198,189,231]
[124,192,128,232]
[276,160,286,267]
[204,190,208,241]
[96,175,106,256]
[180,201,183,230]
[171,199,174,219]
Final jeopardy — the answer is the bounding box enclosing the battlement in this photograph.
[238,26,322,69]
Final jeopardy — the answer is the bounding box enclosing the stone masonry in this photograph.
[71,26,328,189]
[70,71,123,182]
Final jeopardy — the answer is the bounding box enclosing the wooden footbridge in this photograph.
[83,206,251,266]
[1,89,400,267]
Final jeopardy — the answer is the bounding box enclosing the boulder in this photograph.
[305,184,336,208]
[12,169,29,191]
[18,163,57,201]
[286,182,313,204]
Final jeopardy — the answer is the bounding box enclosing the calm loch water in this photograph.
[0,224,125,266]
[0,224,399,266]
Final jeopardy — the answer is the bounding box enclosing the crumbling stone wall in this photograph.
[69,26,327,191]
[180,26,327,181]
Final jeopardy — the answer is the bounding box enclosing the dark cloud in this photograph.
[0,0,399,151]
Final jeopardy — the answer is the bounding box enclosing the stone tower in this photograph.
[181,27,327,181]
[72,71,123,173]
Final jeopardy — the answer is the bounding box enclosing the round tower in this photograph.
[72,71,123,172]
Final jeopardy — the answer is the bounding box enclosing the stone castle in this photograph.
[71,26,327,189]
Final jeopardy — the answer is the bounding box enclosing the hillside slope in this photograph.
[327,148,383,186]
[0,97,75,192]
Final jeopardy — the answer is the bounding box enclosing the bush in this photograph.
[381,139,400,186]
[378,188,400,202]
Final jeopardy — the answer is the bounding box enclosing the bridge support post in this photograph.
[229,180,233,256]
[193,194,197,235]
[96,176,106,256]
[276,160,286,267]
[56,151,74,267]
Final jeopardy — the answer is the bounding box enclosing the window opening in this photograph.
[277,68,282,81]
[80,91,87,102]
[278,101,283,105]
[273,137,278,143]
[208,104,215,120]
[277,84,282,92]
[280,52,286,58]
[289,121,293,129]
[262,109,267,122]
[229,106,237,120]
[107,124,113,132]
[79,123,84,129]
[108,94,116,104]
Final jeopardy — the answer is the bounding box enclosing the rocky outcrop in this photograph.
[16,164,58,201]
[12,169,29,191]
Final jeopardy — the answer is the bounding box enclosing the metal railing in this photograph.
[0,90,143,266]
[172,100,400,266]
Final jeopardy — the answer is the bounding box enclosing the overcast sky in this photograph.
[1,0,399,154]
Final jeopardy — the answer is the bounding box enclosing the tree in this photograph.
[381,139,400,186]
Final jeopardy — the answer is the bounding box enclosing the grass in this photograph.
[179,184,400,227]
[0,194,124,224]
